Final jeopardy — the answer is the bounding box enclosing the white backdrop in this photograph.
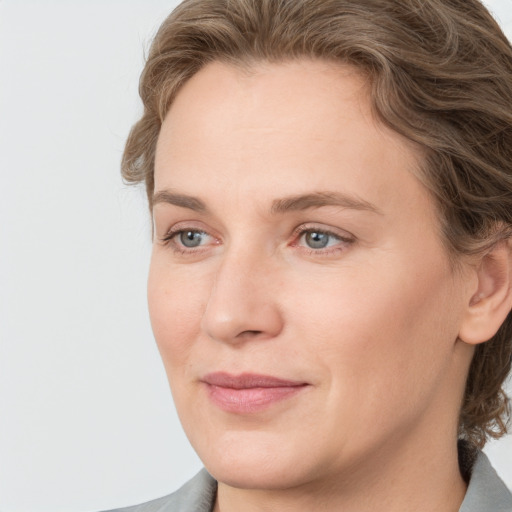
[1,1,511,511]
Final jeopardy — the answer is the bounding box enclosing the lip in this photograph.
[201,372,309,414]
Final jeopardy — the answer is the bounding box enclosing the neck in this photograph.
[214,429,467,512]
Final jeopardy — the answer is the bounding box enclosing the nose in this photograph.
[200,249,284,344]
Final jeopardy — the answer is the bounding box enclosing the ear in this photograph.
[458,240,512,345]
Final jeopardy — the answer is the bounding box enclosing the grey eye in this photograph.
[179,231,205,248]
[304,231,330,249]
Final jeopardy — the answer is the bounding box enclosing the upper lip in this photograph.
[202,372,307,389]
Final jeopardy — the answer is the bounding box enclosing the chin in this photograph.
[192,429,328,490]
[206,457,309,491]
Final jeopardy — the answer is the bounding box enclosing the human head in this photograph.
[123,0,512,448]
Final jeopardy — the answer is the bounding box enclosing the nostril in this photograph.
[236,329,264,340]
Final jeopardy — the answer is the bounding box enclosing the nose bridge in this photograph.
[201,244,283,343]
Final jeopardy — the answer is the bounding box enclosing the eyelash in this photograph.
[160,225,354,257]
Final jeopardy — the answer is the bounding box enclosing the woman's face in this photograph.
[149,60,473,490]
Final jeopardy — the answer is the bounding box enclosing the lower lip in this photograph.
[205,384,307,413]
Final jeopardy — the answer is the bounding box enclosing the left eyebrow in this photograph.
[270,192,383,215]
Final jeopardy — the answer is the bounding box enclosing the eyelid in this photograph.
[162,228,209,244]
[158,220,213,240]
[291,223,355,242]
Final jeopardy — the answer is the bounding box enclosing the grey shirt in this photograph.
[107,451,511,512]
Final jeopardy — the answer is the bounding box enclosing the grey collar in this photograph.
[460,450,512,512]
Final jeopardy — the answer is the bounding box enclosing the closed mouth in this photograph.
[201,372,309,413]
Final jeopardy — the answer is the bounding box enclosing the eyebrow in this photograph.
[152,190,208,213]
[152,190,382,215]
[270,192,382,215]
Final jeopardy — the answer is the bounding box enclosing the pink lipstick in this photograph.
[202,372,308,413]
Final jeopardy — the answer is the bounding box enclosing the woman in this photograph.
[108,0,512,510]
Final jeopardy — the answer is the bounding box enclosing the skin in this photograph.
[148,60,479,512]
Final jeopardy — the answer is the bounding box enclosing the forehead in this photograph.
[156,60,376,169]
[154,59,433,225]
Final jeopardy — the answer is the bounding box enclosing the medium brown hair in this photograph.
[122,0,512,448]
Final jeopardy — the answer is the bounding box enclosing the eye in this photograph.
[292,225,354,256]
[301,230,337,249]
[178,230,208,248]
[160,227,216,253]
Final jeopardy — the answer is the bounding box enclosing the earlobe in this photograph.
[458,240,512,345]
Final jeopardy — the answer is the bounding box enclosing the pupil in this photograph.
[306,232,328,249]
[180,231,202,247]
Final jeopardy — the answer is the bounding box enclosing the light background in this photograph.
[0,1,511,511]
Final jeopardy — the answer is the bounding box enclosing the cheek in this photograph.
[290,252,461,395]
[147,257,207,369]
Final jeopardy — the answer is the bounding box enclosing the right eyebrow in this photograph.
[152,190,208,213]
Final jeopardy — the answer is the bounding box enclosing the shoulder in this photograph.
[460,450,512,512]
[102,469,217,512]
